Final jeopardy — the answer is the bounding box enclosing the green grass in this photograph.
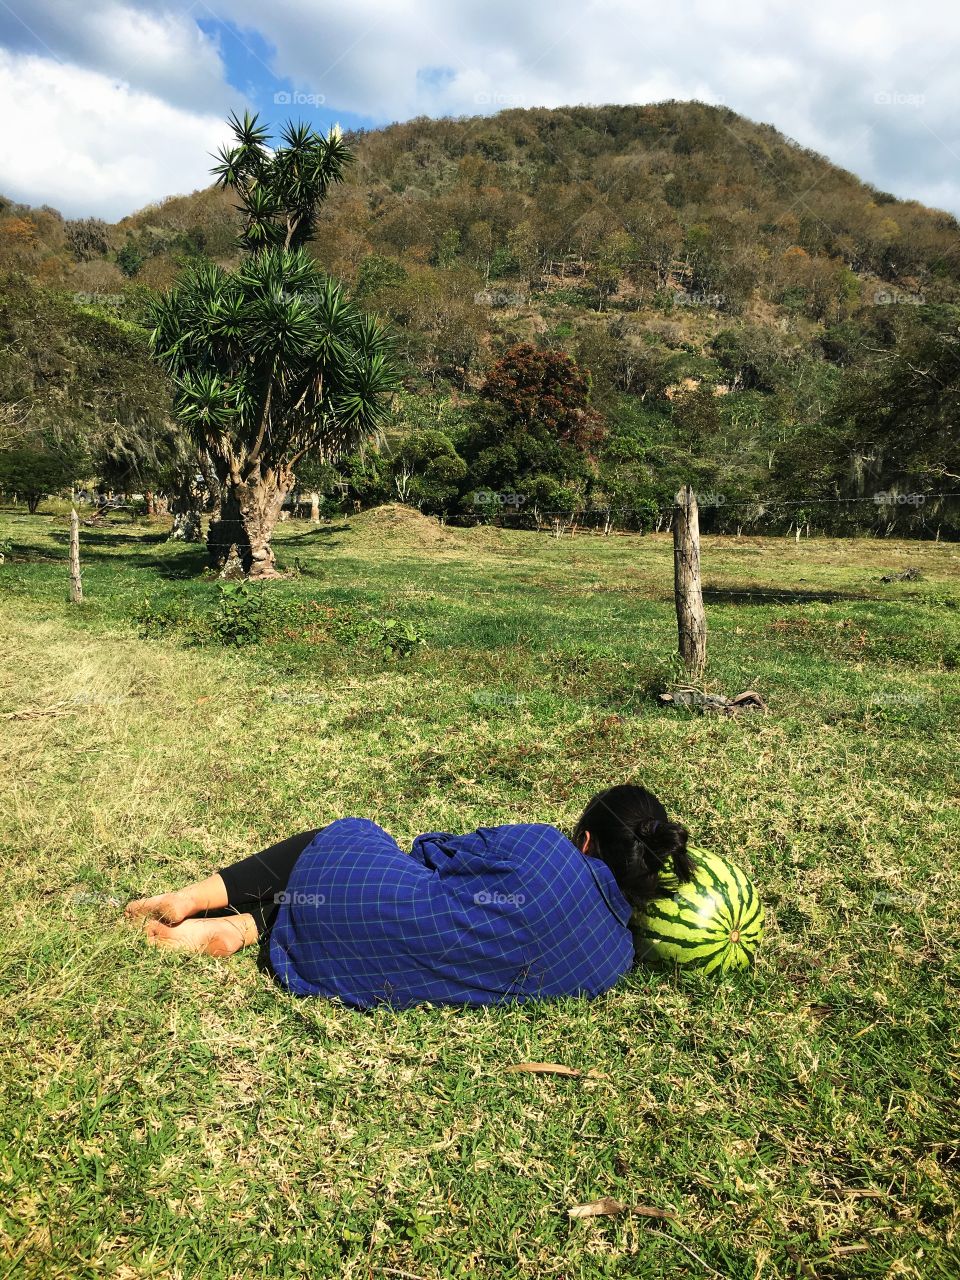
[1,502,959,1279]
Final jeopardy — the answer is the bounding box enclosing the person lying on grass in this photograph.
[126,783,694,1009]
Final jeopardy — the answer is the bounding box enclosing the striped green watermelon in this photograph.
[632,848,763,974]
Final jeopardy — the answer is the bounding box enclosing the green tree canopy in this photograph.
[149,112,400,577]
[0,445,88,513]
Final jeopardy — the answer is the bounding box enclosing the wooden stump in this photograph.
[69,507,83,604]
[673,485,705,678]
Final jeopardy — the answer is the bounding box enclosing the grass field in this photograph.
[1,503,959,1279]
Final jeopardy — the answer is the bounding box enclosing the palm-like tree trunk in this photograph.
[169,471,203,542]
[207,465,292,578]
[199,449,222,521]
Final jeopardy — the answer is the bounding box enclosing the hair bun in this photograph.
[631,819,694,894]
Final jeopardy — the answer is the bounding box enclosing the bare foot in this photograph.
[125,889,200,925]
[143,913,259,957]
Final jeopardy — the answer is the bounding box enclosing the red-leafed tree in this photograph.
[480,344,605,452]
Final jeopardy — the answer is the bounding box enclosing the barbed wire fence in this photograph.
[451,489,960,540]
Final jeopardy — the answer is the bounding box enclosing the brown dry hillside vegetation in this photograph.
[4,101,958,359]
[2,101,959,537]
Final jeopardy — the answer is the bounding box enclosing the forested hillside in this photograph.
[2,101,958,535]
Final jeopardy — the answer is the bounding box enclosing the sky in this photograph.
[0,0,957,221]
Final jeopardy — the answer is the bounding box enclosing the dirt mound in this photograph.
[346,504,517,555]
[348,503,456,547]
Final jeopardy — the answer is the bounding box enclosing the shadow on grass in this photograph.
[49,529,170,548]
[6,529,211,580]
[703,585,878,606]
[140,549,211,579]
[281,522,351,537]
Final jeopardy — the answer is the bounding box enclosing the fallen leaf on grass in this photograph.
[569,1197,626,1219]
[568,1197,677,1222]
[851,1021,881,1039]
[504,1061,607,1079]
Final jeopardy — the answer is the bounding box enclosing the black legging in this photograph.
[211,828,321,937]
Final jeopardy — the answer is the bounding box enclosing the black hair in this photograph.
[572,783,694,907]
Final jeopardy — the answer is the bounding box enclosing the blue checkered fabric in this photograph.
[268,819,635,1009]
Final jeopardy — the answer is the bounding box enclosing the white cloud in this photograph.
[1,0,960,217]
[0,1,228,111]
[0,50,230,219]
[215,0,960,212]
[82,4,227,111]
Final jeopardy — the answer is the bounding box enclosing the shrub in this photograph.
[206,583,278,647]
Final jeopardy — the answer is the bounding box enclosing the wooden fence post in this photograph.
[673,484,705,678]
[69,507,83,604]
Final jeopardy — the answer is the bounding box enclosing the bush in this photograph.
[134,583,279,647]
[133,589,426,658]
[333,610,426,659]
[207,583,278,646]
[132,595,195,640]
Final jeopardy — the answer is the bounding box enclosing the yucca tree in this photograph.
[149,113,399,576]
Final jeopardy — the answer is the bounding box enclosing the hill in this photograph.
[1,101,958,535]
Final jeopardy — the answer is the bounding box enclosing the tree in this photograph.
[459,346,604,512]
[289,453,343,521]
[432,227,461,269]
[820,304,960,497]
[0,278,177,522]
[354,254,408,300]
[66,217,110,262]
[148,112,400,577]
[116,243,145,278]
[0,445,87,513]
[587,231,631,311]
[480,344,605,452]
[711,326,789,393]
[588,260,621,312]
[390,429,466,516]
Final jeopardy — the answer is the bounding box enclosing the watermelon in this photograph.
[631,848,763,974]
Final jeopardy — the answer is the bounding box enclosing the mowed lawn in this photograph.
[1,504,958,1280]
